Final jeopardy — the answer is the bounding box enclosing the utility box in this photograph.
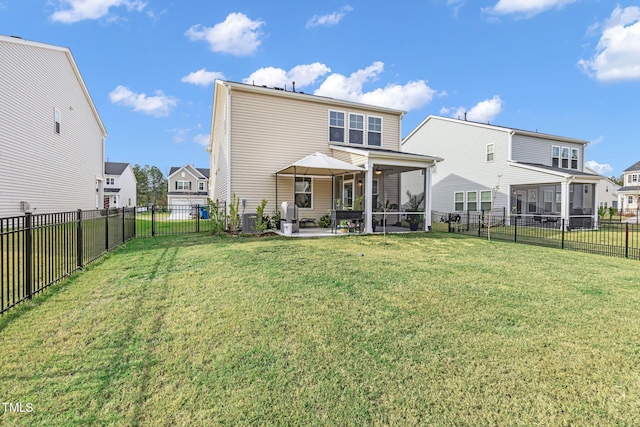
[241,213,259,233]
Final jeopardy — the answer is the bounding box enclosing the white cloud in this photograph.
[441,95,503,122]
[243,63,331,88]
[194,134,210,146]
[109,85,177,117]
[314,62,436,111]
[185,13,265,56]
[482,0,576,18]
[585,160,613,175]
[306,5,353,28]
[50,0,146,23]
[578,6,640,82]
[181,69,225,87]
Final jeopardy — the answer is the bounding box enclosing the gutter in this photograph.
[226,83,232,210]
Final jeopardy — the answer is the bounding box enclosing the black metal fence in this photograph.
[1,208,136,315]
[434,210,640,260]
[135,203,226,237]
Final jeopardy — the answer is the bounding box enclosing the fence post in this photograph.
[151,204,156,237]
[514,215,517,242]
[561,219,565,249]
[133,206,137,238]
[626,223,629,258]
[196,204,200,233]
[77,209,83,269]
[105,209,109,251]
[122,207,126,244]
[24,212,33,299]
[478,210,483,236]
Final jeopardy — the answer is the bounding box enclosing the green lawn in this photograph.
[1,232,639,425]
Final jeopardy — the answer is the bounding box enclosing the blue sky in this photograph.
[1,1,639,178]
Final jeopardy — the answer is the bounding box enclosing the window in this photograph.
[372,179,379,209]
[54,108,61,134]
[176,181,190,190]
[571,148,579,169]
[368,116,382,146]
[295,177,312,208]
[454,192,464,212]
[552,146,560,168]
[561,147,569,168]
[481,191,492,211]
[528,190,537,213]
[198,182,205,191]
[633,174,638,183]
[556,192,562,213]
[467,191,478,211]
[629,196,634,205]
[106,177,115,186]
[544,190,553,213]
[486,144,494,162]
[329,111,345,142]
[349,114,364,144]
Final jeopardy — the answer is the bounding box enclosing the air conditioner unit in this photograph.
[241,213,259,233]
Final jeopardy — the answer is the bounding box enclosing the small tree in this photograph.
[255,199,268,233]
[228,193,240,233]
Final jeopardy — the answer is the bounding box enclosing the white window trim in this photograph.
[467,191,478,211]
[54,107,61,135]
[481,190,493,211]
[106,177,115,186]
[295,176,313,210]
[348,113,364,145]
[551,145,560,168]
[561,146,570,169]
[486,143,494,162]
[367,115,383,147]
[454,191,465,212]
[198,181,205,192]
[328,110,346,143]
[570,148,579,170]
[176,180,190,191]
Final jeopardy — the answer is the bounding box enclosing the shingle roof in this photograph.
[516,162,599,177]
[169,166,209,178]
[623,161,640,172]
[104,162,129,175]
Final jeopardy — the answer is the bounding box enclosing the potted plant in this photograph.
[406,190,425,231]
[339,219,350,233]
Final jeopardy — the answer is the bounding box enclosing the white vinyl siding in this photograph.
[0,37,105,216]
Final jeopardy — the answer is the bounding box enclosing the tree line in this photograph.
[133,164,167,206]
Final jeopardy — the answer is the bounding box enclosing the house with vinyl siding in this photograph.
[167,165,210,207]
[104,162,137,208]
[0,35,107,217]
[207,80,441,233]
[401,115,601,228]
[617,161,640,213]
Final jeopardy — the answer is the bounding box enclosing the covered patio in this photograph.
[274,148,442,234]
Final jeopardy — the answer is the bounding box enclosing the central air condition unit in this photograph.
[241,213,259,233]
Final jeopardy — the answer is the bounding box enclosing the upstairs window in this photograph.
[176,181,191,190]
[54,108,61,134]
[552,146,560,167]
[368,116,382,146]
[571,148,579,169]
[561,147,569,168]
[349,114,364,144]
[106,177,115,186]
[329,111,345,143]
[198,182,205,191]
[633,174,638,183]
[486,144,494,162]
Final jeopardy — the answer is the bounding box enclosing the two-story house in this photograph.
[617,161,640,214]
[584,166,619,211]
[0,35,107,217]
[167,164,210,207]
[207,80,441,233]
[401,115,601,228]
[104,162,137,208]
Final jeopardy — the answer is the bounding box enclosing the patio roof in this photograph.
[275,152,365,176]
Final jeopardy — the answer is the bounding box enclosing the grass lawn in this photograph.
[1,232,639,425]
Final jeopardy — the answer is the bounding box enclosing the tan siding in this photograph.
[0,40,104,217]
[210,84,229,204]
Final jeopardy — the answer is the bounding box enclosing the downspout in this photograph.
[507,130,514,161]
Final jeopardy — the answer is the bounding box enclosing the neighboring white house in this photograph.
[0,35,107,217]
[402,115,601,228]
[617,160,640,214]
[104,162,137,208]
[585,166,619,210]
[167,165,210,206]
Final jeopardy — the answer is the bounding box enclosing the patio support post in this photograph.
[561,180,570,225]
[423,165,433,231]
[275,173,278,209]
[293,166,296,204]
[365,160,374,233]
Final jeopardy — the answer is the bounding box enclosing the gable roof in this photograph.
[104,162,130,175]
[169,165,210,179]
[403,115,588,146]
[623,161,640,172]
[510,161,600,179]
[215,80,407,116]
[0,35,107,137]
